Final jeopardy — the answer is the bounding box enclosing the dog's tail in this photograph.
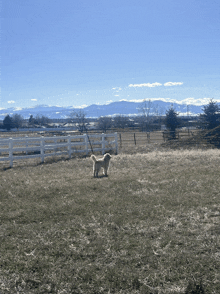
[91,154,97,162]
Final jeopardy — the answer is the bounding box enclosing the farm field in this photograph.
[1,148,220,293]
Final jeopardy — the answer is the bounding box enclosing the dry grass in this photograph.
[1,149,220,293]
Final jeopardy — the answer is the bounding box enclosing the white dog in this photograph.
[91,153,112,178]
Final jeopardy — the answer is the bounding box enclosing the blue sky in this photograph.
[1,0,220,110]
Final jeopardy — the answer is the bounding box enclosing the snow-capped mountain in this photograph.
[0,100,207,119]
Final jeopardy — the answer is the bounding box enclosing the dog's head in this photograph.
[104,153,111,161]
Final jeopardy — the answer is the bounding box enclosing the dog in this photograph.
[91,153,112,178]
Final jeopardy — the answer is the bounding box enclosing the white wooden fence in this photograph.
[0,133,118,167]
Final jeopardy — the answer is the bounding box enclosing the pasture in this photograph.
[0,148,220,293]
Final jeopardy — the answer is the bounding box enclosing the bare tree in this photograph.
[12,114,24,130]
[113,115,129,129]
[33,115,50,126]
[152,103,164,127]
[138,99,152,131]
[97,116,112,132]
[69,110,88,133]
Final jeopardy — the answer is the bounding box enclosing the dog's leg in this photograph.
[94,168,98,177]
[103,167,108,176]
[95,166,99,178]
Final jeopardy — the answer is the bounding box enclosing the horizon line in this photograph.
[3,97,218,111]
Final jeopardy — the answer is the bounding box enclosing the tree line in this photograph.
[1,114,51,131]
[1,99,220,135]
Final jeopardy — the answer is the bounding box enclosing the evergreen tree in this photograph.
[200,99,220,129]
[3,115,13,131]
[28,115,35,125]
[164,107,181,139]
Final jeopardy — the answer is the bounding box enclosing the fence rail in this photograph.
[117,130,198,147]
[0,133,118,167]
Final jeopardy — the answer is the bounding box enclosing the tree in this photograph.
[12,114,24,130]
[31,115,50,126]
[164,107,181,139]
[3,115,13,131]
[113,115,129,129]
[138,99,152,131]
[69,110,88,133]
[97,116,112,132]
[200,99,220,129]
[40,115,50,126]
[28,115,35,126]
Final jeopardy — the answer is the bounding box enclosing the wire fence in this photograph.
[117,130,197,147]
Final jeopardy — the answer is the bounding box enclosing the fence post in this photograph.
[84,134,89,155]
[101,133,105,155]
[54,135,57,152]
[163,132,165,142]
[147,132,150,143]
[134,133,136,145]
[25,135,28,155]
[119,133,122,148]
[68,135,71,158]
[9,138,13,167]
[115,132,118,154]
[40,137,45,163]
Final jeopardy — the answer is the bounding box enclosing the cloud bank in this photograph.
[120,97,218,106]
[129,82,183,87]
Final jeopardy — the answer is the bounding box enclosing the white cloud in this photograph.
[164,82,183,86]
[129,82,162,88]
[8,100,15,104]
[106,100,113,104]
[114,94,120,97]
[72,104,88,109]
[31,99,37,101]
[117,97,220,106]
[112,87,122,90]
[121,98,176,103]
[178,97,219,106]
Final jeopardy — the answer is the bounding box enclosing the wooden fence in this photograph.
[0,133,118,167]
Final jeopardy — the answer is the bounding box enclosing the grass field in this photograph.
[1,148,220,293]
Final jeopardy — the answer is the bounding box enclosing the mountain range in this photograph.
[0,100,210,119]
